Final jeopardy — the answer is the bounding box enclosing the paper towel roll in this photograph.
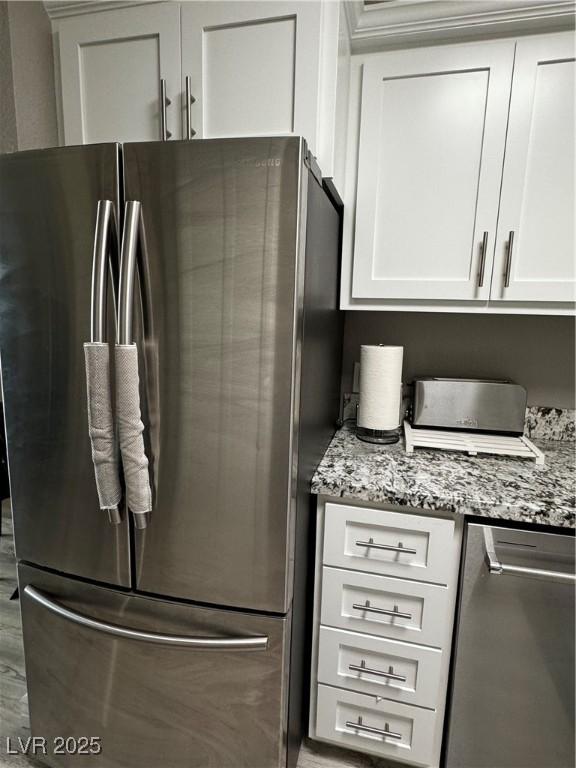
[358,345,403,431]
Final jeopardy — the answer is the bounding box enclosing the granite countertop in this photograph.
[311,422,575,529]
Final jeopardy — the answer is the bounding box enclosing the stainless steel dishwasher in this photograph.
[445,522,575,768]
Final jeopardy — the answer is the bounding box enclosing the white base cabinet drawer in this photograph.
[321,566,449,648]
[324,503,454,585]
[318,626,443,709]
[316,684,438,767]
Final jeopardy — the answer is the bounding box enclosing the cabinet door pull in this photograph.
[160,79,172,141]
[352,600,412,621]
[355,538,416,555]
[345,716,402,740]
[504,230,515,288]
[349,661,407,682]
[478,231,489,287]
[185,76,196,139]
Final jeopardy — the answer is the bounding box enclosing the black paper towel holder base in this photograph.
[357,426,400,445]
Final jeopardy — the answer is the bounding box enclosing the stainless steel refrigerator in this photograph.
[0,137,343,768]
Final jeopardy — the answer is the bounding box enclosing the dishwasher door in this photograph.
[445,522,575,768]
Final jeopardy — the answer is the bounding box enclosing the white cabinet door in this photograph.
[352,42,514,301]
[56,4,181,144]
[492,33,575,303]
[181,2,323,154]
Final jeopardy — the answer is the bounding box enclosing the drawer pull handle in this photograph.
[349,660,407,682]
[352,600,412,621]
[355,538,417,555]
[345,716,402,741]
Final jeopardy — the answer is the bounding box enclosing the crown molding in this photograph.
[346,0,576,50]
[44,1,162,20]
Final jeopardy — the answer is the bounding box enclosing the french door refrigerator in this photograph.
[0,137,343,768]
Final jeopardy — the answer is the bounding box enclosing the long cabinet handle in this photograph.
[352,602,412,620]
[160,79,172,141]
[478,230,489,288]
[345,718,402,740]
[355,539,416,555]
[185,75,196,139]
[504,230,514,288]
[24,586,269,650]
[483,528,575,584]
[349,662,407,682]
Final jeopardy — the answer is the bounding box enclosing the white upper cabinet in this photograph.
[492,33,575,304]
[56,4,182,144]
[180,1,339,174]
[352,42,514,302]
[344,32,575,313]
[52,1,341,178]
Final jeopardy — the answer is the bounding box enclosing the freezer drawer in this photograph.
[318,626,443,708]
[19,564,289,768]
[323,503,454,585]
[321,566,449,647]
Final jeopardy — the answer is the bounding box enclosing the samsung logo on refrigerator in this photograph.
[234,158,282,168]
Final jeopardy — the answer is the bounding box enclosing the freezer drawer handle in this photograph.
[483,528,576,584]
[352,600,412,621]
[349,660,407,682]
[355,538,417,555]
[24,586,269,650]
[345,716,402,741]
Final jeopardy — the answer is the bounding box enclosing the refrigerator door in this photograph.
[123,137,303,613]
[19,563,289,768]
[0,145,131,587]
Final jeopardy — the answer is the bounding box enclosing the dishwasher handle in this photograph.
[483,527,575,585]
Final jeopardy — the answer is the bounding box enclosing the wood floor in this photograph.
[0,503,390,768]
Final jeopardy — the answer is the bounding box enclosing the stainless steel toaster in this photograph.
[412,378,527,435]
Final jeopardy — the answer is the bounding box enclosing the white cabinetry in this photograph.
[492,33,575,304]
[55,4,182,144]
[180,1,339,175]
[310,500,463,767]
[343,32,575,313]
[52,1,342,177]
[352,42,513,302]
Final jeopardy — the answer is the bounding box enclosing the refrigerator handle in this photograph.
[84,200,123,525]
[118,201,140,346]
[24,586,269,650]
[116,201,153,529]
[90,200,116,344]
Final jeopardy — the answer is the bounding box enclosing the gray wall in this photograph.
[0,2,17,154]
[342,312,575,408]
[0,1,57,154]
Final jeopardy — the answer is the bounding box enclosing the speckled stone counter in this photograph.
[311,422,575,529]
